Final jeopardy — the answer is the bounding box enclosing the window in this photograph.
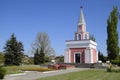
[78,34,81,40]
[85,34,88,39]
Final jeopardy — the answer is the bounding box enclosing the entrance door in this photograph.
[75,53,80,63]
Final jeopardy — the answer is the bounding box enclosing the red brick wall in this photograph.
[70,48,85,63]
[92,48,97,63]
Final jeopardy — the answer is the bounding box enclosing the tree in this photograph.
[34,48,40,65]
[98,51,105,62]
[106,6,119,60]
[39,48,45,64]
[90,34,96,41]
[32,32,55,56]
[4,33,24,66]
[0,52,4,64]
[55,55,64,62]
[34,48,45,64]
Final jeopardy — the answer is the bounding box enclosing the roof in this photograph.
[78,7,86,25]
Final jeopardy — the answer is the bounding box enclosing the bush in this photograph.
[44,56,50,62]
[107,64,120,73]
[0,66,6,79]
[111,60,120,66]
[107,64,112,72]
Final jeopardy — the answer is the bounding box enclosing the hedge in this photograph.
[0,66,6,79]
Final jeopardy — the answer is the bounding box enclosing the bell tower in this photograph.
[75,6,89,40]
[64,7,98,64]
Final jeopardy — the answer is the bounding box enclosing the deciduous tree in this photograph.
[32,32,55,56]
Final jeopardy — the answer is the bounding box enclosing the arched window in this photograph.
[85,34,88,39]
[78,34,81,40]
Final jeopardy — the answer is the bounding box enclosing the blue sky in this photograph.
[0,0,120,56]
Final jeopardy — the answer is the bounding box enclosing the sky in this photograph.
[0,0,120,56]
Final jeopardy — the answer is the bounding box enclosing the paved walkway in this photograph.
[4,68,89,80]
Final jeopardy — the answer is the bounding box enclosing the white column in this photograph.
[96,50,98,62]
[69,49,71,63]
[85,48,91,63]
[64,49,69,63]
[90,49,93,63]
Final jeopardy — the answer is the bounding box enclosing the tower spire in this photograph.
[78,6,86,26]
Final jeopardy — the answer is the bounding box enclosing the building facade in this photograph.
[64,7,98,63]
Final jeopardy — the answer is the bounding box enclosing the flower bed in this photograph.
[18,67,52,72]
[66,65,75,69]
[48,63,75,70]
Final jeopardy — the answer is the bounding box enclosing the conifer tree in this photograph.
[34,48,45,64]
[34,48,39,65]
[0,52,4,64]
[90,34,96,41]
[107,6,119,60]
[39,48,45,64]
[4,33,24,66]
[98,51,104,62]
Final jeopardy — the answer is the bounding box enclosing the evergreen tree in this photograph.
[39,48,45,64]
[34,48,40,65]
[34,48,45,64]
[107,6,119,60]
[0,52,4,64]
[4,33,24,66]
[90,34,96,41]
[98,51,104,62]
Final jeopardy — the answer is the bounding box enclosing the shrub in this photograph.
[111,60,120,66]
[106,64,120,73]
[107,64,112,72]
[0,66,6,79]
[112,69,120,73]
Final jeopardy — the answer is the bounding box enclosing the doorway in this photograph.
[75,53,81,63]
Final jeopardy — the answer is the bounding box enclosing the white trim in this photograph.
[66,40,97,49]
[66,40,97,45]
[74,52,82,63]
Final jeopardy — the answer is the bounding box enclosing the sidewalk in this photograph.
[4,68,89,80]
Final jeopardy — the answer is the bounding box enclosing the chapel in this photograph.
[64,7,98,63]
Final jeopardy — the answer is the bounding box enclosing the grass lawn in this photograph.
[37,69,120,80]
[3,66,23,74]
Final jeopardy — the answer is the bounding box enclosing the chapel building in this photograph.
[64,7,98,63]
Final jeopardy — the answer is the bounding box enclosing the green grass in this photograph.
[37,69,120,80]
[3,66,23,74]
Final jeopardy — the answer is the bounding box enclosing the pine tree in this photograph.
[39,48,45,64]
[34,48,40,65]
[107,6,119,60]
[4,33,24,66]
[0,52,4,64]
[90,34,96,41]
[98,51,104,62]
[34,48,45,65]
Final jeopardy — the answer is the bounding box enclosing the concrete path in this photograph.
[4,68,89,80]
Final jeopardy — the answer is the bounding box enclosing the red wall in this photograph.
[70,48,85,63]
